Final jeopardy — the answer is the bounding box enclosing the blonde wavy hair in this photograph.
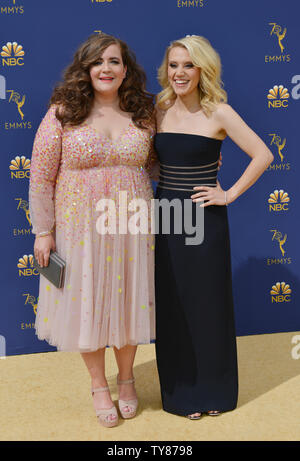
[157,35,227,116]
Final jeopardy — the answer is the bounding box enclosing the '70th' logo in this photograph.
[269,23,286,54]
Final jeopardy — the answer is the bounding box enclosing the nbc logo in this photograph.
[267,85,289,108]
[1,42,25,66]
[268,189,290,212]
[17,254,39,277]
[10,156,30,179]
[270,282,291,303]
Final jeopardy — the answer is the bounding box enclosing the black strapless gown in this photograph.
[154,133,238,416]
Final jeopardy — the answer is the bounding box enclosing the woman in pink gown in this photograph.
[29,34,158,427]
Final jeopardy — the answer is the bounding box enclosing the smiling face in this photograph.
[167,46,201,98]
[89,43,127,97]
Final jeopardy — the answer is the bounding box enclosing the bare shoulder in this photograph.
[213,103,237,121]
[154,102,167,116]
[154,102,167,129]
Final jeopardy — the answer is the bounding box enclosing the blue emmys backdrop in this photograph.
[0,0,299,356]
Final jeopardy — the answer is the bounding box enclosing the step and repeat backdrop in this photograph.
[0,0,299,356]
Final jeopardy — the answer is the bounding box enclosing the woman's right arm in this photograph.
[29,105,62,267]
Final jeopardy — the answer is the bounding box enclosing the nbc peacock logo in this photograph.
[270,282,291,303]
[10,155,30,179]
[268,189,290,212]
[1,41,25,66]
[17,254,39,277]
[267,85,289,108]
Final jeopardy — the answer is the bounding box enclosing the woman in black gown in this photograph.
[154,35,273,419]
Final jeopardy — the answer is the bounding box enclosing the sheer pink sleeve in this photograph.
[29,105,62,235]
[145,125,160,182]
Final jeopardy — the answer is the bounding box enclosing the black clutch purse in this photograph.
[33,251,66,289]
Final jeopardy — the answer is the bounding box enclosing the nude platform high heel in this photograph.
[117,375,138,419]
[91,386,118,428]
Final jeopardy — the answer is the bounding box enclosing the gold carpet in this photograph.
[0,331,299,441]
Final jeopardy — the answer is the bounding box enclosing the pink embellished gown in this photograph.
[29,105,157,351]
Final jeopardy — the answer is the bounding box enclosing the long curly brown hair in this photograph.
[50,33,154,129]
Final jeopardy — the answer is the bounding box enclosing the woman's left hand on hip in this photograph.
[191,180,227,207]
